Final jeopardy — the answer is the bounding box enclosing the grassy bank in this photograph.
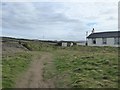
[43,46,119,88]
[2,52,32,88]
[22,41,57,51]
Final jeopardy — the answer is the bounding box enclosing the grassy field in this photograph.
[2,52,32,88]
[43,46,119,88]
[2,39,119,88]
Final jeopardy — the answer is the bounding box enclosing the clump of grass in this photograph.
[2,52,32,88]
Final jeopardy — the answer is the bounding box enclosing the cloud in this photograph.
[1,2,118,41]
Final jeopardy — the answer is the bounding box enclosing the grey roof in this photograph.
[87,31,120,38]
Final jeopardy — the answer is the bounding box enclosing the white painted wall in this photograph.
[87,38,119,47]
[70,42,73,47]
[62,42,67,47]
[76,42,86,46]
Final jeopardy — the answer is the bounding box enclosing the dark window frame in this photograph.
[92,38,96,44]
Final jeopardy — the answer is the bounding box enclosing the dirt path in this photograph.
[15,52,55,88]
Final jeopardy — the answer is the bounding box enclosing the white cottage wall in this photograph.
[88,38,119,47]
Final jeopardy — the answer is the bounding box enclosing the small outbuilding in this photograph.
[76,41,86,46]
[62,42,68,47]
[57,41,75,47]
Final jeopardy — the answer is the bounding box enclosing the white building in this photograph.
[58,41,74,47]
[62,42,68,47]
[76,41,86,46]
[87,31,120,47]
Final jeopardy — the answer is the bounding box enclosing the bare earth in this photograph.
[15,52,55,88]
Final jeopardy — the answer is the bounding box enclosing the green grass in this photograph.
[43,46,119,88]
[0,60,2,89]
[2,40,119,88]
[2,52,32,88]
[22,41,57,51]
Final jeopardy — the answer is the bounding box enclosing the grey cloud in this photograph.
[2,2,80,31]
[2,2,117,41]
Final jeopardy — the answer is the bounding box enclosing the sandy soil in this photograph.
[15,52,55,88]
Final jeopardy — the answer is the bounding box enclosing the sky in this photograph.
[1,1,118,41]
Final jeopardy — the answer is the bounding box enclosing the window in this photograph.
[102,38,107,44]
[114,37,120,45]
[92,38,96,44]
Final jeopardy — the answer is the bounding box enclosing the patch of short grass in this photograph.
[44,46,118,88]
[2,52,32,88]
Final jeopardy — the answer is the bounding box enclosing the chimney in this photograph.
[92,28,95,33]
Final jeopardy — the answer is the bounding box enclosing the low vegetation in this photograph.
[2,52,32,88]
[2,37,119,88]
[22,41,57,51]
[43,46,119,88]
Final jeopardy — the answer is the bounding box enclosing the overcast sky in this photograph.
[1,2,118,41]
